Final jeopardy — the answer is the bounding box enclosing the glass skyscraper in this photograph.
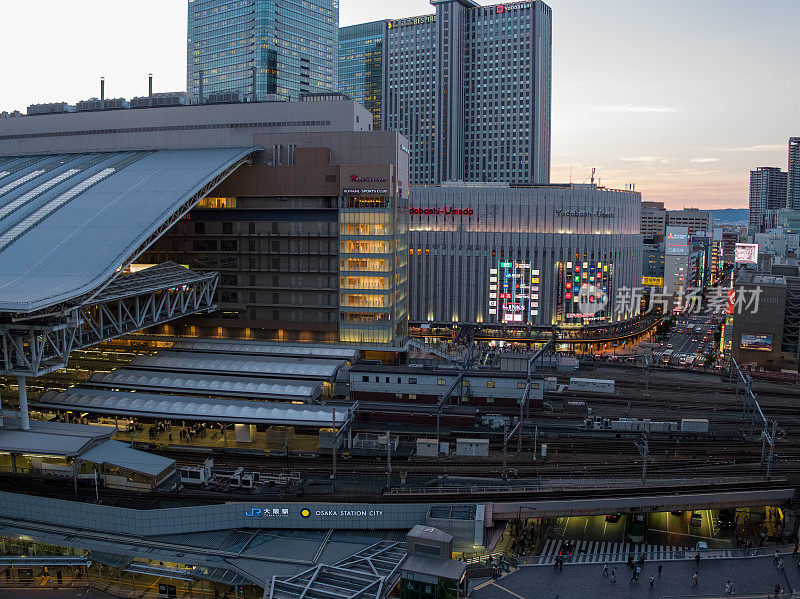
[340,0,552,185]
[338,21,384,131]
[187,0,339,102]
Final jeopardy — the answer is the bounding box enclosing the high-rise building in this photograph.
[788,137,800,210]
[664,226,690,304]
[749,167,788,232]
[667,208,711,236]
[339,20,385,131]
[187,0,339,103]
[641,201,667,239]
[374,0,551,185]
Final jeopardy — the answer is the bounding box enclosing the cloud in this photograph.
[591,104,677,114]
[690,157,719,163]
[619,156,670,163]
[722,144,785,152]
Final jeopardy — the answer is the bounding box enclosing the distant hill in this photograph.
[709,208,748,225]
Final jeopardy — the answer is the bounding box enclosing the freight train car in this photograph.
[349,364,543,410]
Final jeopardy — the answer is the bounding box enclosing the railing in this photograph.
[385,476,781,496]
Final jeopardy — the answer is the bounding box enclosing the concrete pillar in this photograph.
[17,376,29,430]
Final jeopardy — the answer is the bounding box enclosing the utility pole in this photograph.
[386,430,392,487]
[634,432,649,486]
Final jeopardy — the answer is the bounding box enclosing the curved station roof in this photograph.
[89,368,322,402]
[37,388,347,427]
[0,147,257,313]
[131,351,345,381]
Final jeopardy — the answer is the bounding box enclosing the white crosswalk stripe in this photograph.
[535,539,694,566]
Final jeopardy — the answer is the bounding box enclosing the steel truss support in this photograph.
[1,270,217,377]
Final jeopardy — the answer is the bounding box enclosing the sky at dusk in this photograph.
[1,0,797,209]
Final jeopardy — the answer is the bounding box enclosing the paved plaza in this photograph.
[472,555,800,599]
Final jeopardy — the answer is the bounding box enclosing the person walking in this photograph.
[635,565,641,581]
[793,542,798,557]
[692,571,698,585]
[658,563,663,577]
[559,557,563,572]
[649,574,655,588]
[695,552,701,568]
[778,556,784,570]
[774,550,780,566]
[602,563,608,576]
[610,567,617,583]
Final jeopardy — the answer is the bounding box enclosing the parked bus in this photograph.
[662,349,674,364]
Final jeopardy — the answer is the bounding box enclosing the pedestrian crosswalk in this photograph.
[534,539,692,565]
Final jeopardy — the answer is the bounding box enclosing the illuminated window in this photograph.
[487,381,495,388]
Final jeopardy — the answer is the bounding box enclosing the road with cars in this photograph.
[651,313,719,368]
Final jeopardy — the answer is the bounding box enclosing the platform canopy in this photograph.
[36,388,347,427]
[131,351,346,381]
[88,368,322,402]
[0,147,258,378]
[171,339,360,361]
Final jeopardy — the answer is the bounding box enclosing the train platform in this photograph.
[471,553,800,599]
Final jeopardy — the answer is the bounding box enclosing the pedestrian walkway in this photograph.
[530,539,692,565]
[472,554,800,599]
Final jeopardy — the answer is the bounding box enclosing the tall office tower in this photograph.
[641,201,667,239]
[789,137,800,210]
[339,21,385,130]
[749,167,787,232]
[187,0,339,103]
[379,0,552,184]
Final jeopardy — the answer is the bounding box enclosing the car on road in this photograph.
[690,511,703,526]
[628,513,646,542]
[670,510,683,515]
[605,513,622,523]
[695,541,709,552]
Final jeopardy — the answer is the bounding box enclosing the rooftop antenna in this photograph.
[590,167,596,185]
[100,77,105,110]
[148,73,153,107]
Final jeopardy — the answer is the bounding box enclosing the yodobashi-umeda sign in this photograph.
[410,207,474,215]
[555,208,615,218]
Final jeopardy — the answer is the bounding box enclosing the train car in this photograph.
[350,364,543,410]
[355,401,478,429]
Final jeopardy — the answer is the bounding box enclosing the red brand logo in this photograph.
[496,5,504,13]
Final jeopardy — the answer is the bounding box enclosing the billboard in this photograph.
[488,262,540,323]
[740,333,773,351]
[666,226,690,256]
[735,243,759,265]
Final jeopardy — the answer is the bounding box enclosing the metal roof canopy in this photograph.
[0,147,259,379]
[88,368,323,402]
[36,388,347,427]
[0,147,257,313]
[171,339,360,362]
[79,439,175,477]
[0,416,112,456]
[131,351,346,380]
[268,541,406,599]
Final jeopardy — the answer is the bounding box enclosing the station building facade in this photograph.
[407,183,643,327]
[0,97,409,346]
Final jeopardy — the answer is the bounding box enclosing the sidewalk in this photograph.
[471,554,800,599]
